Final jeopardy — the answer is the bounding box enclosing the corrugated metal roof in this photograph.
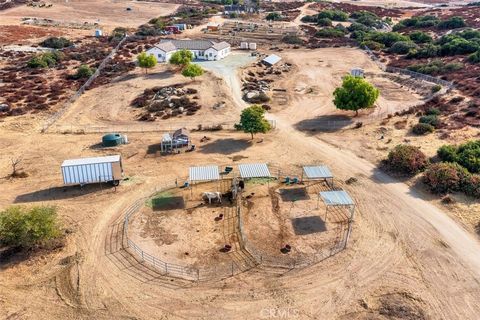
[211,41,230,51]
[238,163,271,178]
[162,133,172,142]
[189,165,220,182]
[62,155,121,167]
[154,40,231,53]
[319,190,354,206]
[303,165,333,179]
[263,54,281,66]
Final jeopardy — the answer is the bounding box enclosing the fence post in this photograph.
[141,250,144,262]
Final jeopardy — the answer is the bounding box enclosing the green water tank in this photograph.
[102,133,122,147]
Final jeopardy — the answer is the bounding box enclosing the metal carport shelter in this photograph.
[238,163,271,179]
[189,165,220,182]
[318,190,355,248]
[188,165,220,196]
[302,165,334,187]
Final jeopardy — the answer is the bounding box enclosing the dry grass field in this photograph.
[0,0,179,30]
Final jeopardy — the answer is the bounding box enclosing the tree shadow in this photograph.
[291,216,327,235]
[14,184,115,203]
[198,138,251,155]
[294,115,354,133]
[113,70,173,83]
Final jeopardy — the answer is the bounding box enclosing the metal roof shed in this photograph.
[302,165,334,187]
[262,54,281,66]
[189,165,220,182]
[238,163,271,178]
[318,190,355,248]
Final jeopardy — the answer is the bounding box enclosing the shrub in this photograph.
[365,32,410,47]
[412,123,434,135]
[361,40,385,51]
[406,43,439,59]
[266,12,282,21]
[456,140,480,173]
[0,206,61,248]
[318,9,348,21]
[409,31,432,44]
[423,162,468,193]
[393,15,439,31]
[437,16,466,30]
[70,64,95,79]
[439,37,479,56]
[426,108,441,116]
[315,27,345,38]
[350,11,382,28]
[431,85,442,93]
[462,174,480,198]
[282,35,304,45]
[317,17,332,26]
[419,114,440,128]
[40,37,72,49]
[386,144,428,175]
[468,50,480,64]
[407,60,463,75]
[390,41,418,54]
[27,51,63,68]
[40,36,72,49]
[27,56,48,68]
[348,22,371,33]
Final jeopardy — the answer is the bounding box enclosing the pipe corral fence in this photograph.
[122,170,353,282]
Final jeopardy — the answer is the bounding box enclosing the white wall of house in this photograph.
[205,47,231,61]
[146,47,173,63]
[146,46,231,63]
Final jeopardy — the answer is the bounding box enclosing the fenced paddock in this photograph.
[121,166,355,282]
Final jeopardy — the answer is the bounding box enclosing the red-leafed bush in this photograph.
[386,144,428,175]
[423,162,468,194]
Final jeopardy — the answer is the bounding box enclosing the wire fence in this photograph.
[122,172,352,281]
[237,193,349,270]
[122,180,258,281]
[362,45,454,89]
[50,119,276,134]
[41,35,129,133]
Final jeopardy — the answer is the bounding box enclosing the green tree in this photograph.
[169,49,193,67]
[0,206,61,249]
[137,52,157,74]
[333,75,379,116]
[235,105,272,139]
[181,63,204,80]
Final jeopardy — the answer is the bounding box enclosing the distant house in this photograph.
[206,22,220,32]
[224,4,246,14]
[350,68,365,78]
[146,39,231,63]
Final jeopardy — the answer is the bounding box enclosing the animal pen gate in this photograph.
[318,190,355,249]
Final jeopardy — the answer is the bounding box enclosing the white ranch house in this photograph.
[146,39,231,63]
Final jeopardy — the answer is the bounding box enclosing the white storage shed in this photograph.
[61,155,123,186]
